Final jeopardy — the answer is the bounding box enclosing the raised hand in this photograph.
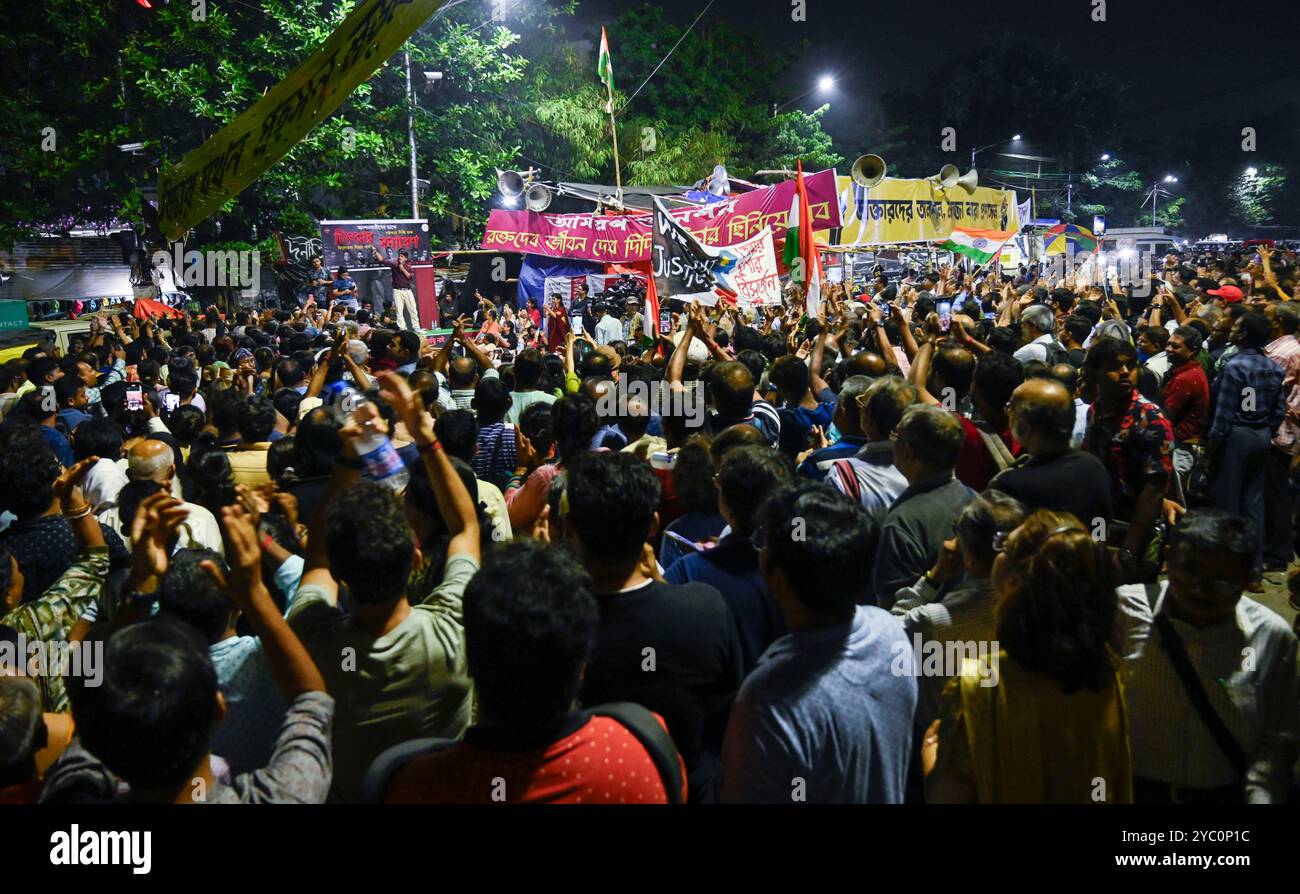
[206,504,264,601]
[376,370,433,444]
[53,456,100,509]
[129,491,190,587]
[515,425,539,471]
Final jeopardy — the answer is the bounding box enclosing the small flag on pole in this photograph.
[598,26,614,112]
[597,27,614,90]
[781,160,823,317]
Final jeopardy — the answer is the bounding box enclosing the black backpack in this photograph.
[1042,339,1071,367]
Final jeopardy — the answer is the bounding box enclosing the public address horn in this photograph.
[850,154,887,189]
[525,182,553,212]
[497,169,526,198]
[934,164,979,193]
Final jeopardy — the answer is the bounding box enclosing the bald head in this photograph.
[1008,378,1075,452]
[128,439,176,484]
[843,351,888,379]
[448,356,478,388]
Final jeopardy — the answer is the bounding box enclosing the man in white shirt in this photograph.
[98,439,224,555]
[1138,325,1172,385]
[1012,305,1059,364]
[1118,509,1299,804]
[592,300,623,347]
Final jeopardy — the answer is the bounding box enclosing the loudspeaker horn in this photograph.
[708,164,730,196]
[497,169,525,198]
[934,163,960,189]
[524,182,553,212]
[850,154,887,189]
[955,167,979,193]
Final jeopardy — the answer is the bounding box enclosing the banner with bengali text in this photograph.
[318,219,432,271]
[835,176,1022,246]
[713,227,780,307]
[482,169,841,263]
[158,0,447,240]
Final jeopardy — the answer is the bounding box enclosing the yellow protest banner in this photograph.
[834,176,1022,247]
[158,0,445,240]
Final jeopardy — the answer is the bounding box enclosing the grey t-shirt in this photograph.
[287,554,478,803]
[40,691,335,804]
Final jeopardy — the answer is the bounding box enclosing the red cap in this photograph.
[1207,285,1244,303]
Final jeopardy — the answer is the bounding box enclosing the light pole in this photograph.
[1143,175,1177,227]
[404,49,419,220]
[772,75,835,117]
[970,134,1021,169]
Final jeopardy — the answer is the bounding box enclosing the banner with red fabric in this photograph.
[482,169,841,264]
[132,297,184,319]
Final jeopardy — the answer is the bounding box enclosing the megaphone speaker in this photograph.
[525,182,553,212]
[850,154,887,189]
[497,169,525,198]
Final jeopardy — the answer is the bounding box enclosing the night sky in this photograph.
[579,0,1300,146]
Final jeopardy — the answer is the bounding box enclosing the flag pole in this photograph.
[606,79,623,208]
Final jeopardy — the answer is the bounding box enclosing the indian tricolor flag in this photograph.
[597,27,613,91]
[941,227,1017,264]
[781,159,823,316]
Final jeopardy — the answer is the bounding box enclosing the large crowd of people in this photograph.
[0,242,1297,804]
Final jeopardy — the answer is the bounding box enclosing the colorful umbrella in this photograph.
[1043,223,1097,254]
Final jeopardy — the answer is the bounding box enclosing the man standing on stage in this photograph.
[373,246,420,331]
[569,282,592,334]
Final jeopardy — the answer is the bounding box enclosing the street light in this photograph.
[1246,167,1258,177]
[970,134,1022,168]
[1145,176,1179,226]
[1100,153,1110,161]
[772,76,836,116]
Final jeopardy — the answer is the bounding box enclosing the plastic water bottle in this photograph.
[350,399,409,494]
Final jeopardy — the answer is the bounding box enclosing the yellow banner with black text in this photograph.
[834,176,1022,247]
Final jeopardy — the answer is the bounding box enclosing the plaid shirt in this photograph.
[1085,390,1174,521]
[1207,347,1286,445]
[1,547,110,713]
[1265,335,1300,454]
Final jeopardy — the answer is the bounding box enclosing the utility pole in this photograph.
[405,49,419,220]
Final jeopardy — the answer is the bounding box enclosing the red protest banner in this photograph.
[482,169,841,263]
